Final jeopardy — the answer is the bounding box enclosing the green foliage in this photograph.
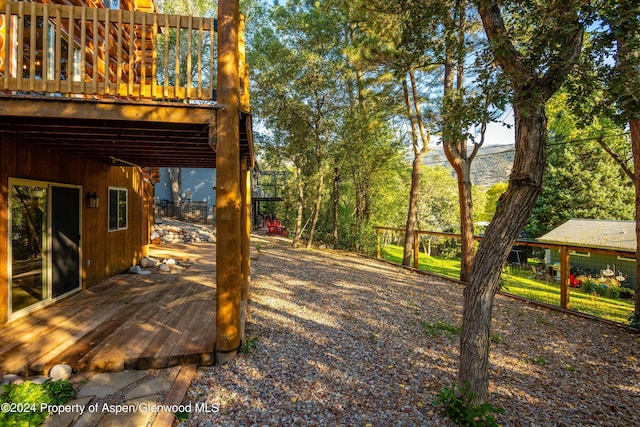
[421,320,461,337]
[0,379,76,426]
[433,382,504,427]
[490,334,504,344]
[579,279,622,299]
[527,356,548,366]
[480,182,508,222]
[628,312,640,329]
[526,91,634,238]
[174,410,190,421]
[241,336,258,355]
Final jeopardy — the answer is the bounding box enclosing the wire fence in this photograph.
[375,226,636,326]
[154,200,214,225]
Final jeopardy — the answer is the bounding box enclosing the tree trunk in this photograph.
[457,163,475,283]
[631,119,640,318]
[403,155,422,266]
[292,161,304,248]
[441,4,477,283]
[168,167,181,204]
[401,72,429,266]
[458,105,547,403]
[332,162,340,248]
[306,169,324,249]
[463,0,583,403]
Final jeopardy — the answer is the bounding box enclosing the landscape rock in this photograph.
[151,219,215,244]
[140,257,157,268]
[1,374,20,385]
[129,265,151,275]
[158,264,170,272]
[49,364,73,381]
[28,376,49,385]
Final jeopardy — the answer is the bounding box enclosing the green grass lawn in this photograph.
[380,244,634,324]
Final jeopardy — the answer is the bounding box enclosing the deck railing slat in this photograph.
[0,1,217,102]
[55,6,62,93]
[28,3,35,91]
[67,5,74,93]
[151,13,157,98]
[15,0,23,90]
[103,7,110,94]
[80,5,86,94]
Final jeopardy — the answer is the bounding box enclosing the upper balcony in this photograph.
[1,0,216,101]
[0,0,253,169]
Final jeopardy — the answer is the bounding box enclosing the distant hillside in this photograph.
[422,144,514,188]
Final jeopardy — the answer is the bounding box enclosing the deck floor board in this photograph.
[0,244,218,374]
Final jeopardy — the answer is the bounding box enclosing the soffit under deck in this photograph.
[0,95,254,169]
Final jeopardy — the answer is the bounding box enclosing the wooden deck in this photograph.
[0,244,217,376]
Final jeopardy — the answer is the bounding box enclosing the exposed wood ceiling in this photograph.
[0,95,254,169]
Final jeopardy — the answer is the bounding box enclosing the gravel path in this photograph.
[180,236,640,426]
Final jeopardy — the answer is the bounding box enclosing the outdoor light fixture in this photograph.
[87,192,99,209]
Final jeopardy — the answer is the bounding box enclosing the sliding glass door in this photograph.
[9,179,81,319]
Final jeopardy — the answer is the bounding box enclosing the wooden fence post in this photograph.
[240,161,251,343]
[413,231,419,269]
[215,0,241,365]
[560,245,570,309]
[376,227,381,259]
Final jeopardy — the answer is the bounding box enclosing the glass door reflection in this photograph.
[11,184,48,314]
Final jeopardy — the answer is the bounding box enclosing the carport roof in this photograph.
[537,219,636,252]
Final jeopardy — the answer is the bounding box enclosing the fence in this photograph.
[374,226,637,325]
[154,199,212,225]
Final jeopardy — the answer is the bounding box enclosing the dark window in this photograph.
[108,188,128,231]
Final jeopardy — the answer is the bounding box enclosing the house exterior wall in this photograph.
[154,168,216,205]
[0,132,151,324]
[547,248,636,286]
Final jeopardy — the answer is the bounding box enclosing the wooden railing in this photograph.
[0,1,216,101]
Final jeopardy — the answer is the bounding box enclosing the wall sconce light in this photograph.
[87,192,99,209]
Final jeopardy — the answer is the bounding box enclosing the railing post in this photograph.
[376,227,381,259]
[413,231,419,269]
[560,245,570,309]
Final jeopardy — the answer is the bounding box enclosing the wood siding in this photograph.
[0,131,151,324]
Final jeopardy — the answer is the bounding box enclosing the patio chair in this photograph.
[529,265,548,282]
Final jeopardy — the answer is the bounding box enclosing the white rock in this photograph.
[158,264,171,272]
[164,259,176,266]
[49,364,73,381]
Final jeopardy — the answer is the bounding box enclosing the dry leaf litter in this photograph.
[180,237,640,427]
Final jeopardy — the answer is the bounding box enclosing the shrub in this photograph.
[433,382,504,427]
[0,379,76,426]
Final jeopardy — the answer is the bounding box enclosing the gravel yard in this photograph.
[180,236,640,426]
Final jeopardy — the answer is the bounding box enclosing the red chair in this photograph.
[266,220,281,235]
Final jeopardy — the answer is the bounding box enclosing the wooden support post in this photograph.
[240,160,251,343]
[238,13,250,113]
[215,0,241,365]
[560,246,570,309]
[413,232,419,269]
[376,228,381,259]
